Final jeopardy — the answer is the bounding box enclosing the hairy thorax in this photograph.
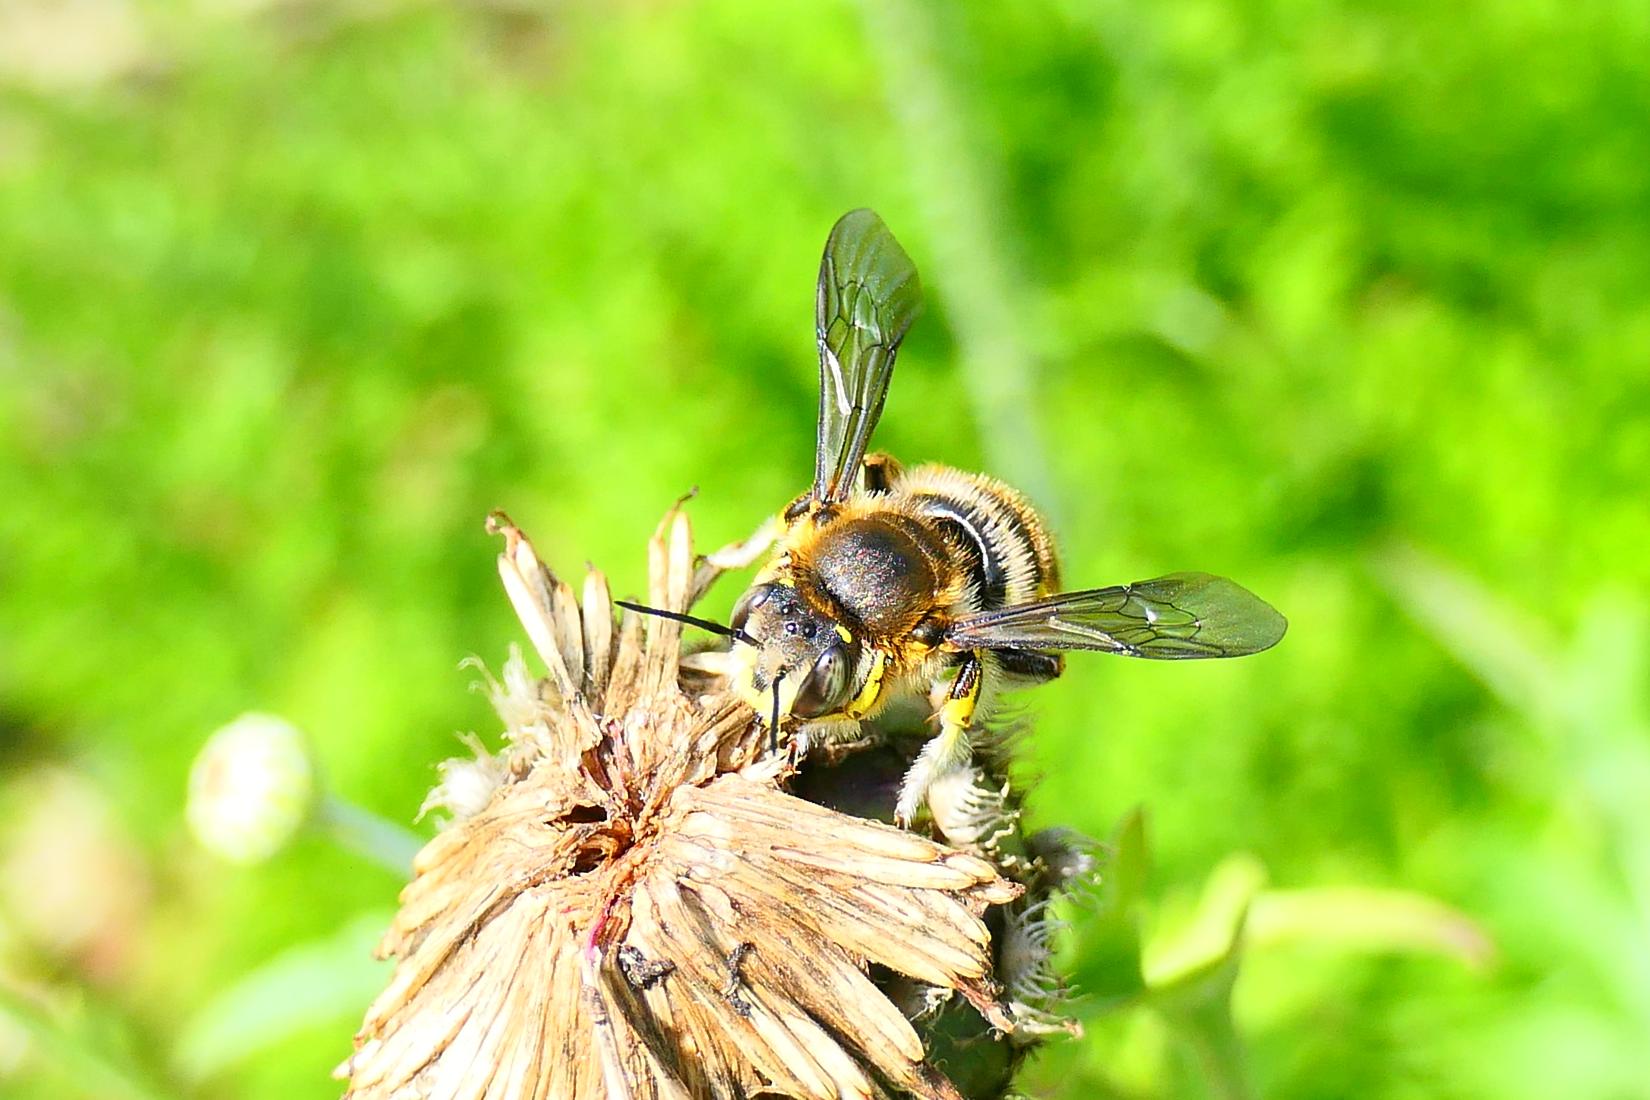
[794,510,949,641]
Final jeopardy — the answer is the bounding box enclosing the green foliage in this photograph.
[1,0,1647,1096]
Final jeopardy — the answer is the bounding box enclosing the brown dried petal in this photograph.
[342,508,1021,1100]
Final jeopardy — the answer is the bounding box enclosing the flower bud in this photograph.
[187,712,314,863]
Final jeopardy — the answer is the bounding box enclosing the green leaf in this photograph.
[1069,807,1150,1009]
[1144,853,1266,991]
[1247,885,1496,969]
[1143,855,1265,1100]
[1151,956,1253,1100]
[174,911,393,1082]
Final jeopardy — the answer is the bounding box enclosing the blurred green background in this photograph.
[2,0,1649,1097]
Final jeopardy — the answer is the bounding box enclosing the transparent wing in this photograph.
[812,208,922,504]
[946,572,1287,659]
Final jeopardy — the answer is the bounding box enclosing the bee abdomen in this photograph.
[896,464,1058,615]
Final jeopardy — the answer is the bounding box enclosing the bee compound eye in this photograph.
[729,586,772,633]
[792,644,850,719]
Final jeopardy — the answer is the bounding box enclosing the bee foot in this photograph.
[784,730,809,769]
[704,517,782,571]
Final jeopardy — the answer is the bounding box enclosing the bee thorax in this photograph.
[804,513,945,636]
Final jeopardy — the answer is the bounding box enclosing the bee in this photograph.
[624,209,1285,827]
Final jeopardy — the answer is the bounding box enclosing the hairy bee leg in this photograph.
[801,717,878,765]
[861,452,904,494]
[791,717,870,763]
[679,649,738,677]
[690,514,783,605]
[993,649,1063,687]
[895,653,984,828]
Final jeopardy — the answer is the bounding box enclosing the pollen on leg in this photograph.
[895,721,974,827]
[897,654,985,827]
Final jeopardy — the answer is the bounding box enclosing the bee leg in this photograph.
[691,514,783,605]
[806,718,879,765]
[679,648,738,677]
[861,452,905,494]
[895,653,984,828]
[993,649,1063,687]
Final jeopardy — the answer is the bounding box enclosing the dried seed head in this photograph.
[997,900,1079,1042]
[341,509,1023,1100]
[926,767,1022,865]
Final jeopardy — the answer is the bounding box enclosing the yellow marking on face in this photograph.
[834,624,854,643]
[845,648,888,719]
[729,644,765,712]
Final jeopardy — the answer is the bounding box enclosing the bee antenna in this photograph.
[769,674,783,756]
[614,600,758,647]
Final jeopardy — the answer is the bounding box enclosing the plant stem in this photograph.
[316,794,424,876]
[1183,1008,1253,1100]
[859,0,1060,522]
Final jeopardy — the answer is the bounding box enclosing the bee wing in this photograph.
[945,572,1287,659]
[813,209,922,505]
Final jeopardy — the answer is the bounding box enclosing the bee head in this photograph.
[729,582,860,721]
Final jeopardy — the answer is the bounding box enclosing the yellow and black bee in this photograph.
[625,209,1285,826]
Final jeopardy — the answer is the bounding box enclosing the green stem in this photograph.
[858,0,1060,521]
[316,794,424,876]
[0,982,177,1100]
[1181,1007,1253,1100]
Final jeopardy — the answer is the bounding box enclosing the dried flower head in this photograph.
[340,508,1024,1100]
